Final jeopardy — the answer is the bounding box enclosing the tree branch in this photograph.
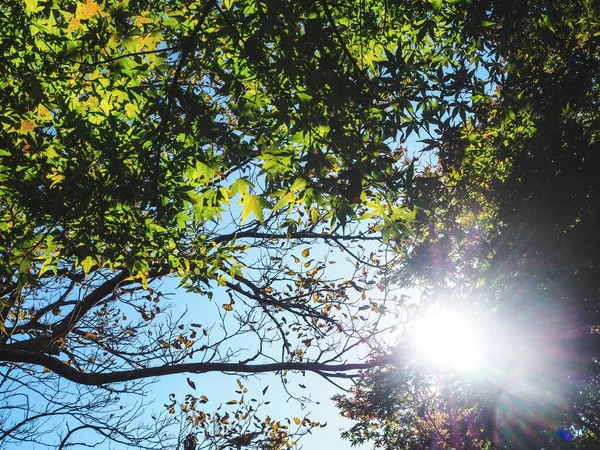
[213,230,381,244]
[0,349,391,386]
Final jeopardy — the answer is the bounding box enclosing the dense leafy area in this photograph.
[2,0,598,448]
[336,1,600,449]
[0,0,496,447]
[0,0,499,285]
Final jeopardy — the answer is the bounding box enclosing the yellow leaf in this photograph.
[43,145,59,159]
[99,98,111,115]
[124,103,137,119]
[84,331,98,340]
[19,119,36,135]
[223,0,233,9]
[310,208,320,224]
[25,0,38,14]
[293,417,301,425]
[239,194,265,224]
[134,15,152,27]
[222,304,233,311]
[37,104,52,120]
[47,170,65,188]
[302,248,310,258]
[113,89,127,104]
[139,271,148,289]
[80,256,95,274]
[272,192,294,212]
[226,399,238,405]
[76,0,103,20]
[67,17,82,33]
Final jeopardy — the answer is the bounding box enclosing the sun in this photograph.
[410,309,485,372]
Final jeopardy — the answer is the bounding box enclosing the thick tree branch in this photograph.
[48,270,130,345]
[0,348,391,386]
[213,230,381,244]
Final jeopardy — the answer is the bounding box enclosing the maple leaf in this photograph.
[67,17,82,33]
[37,104,52,121]
[239,193,268,224]
[76,0,103,20]
[19,119,36,135]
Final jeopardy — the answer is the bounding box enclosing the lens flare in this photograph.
[410,309,486,372]
[400,299,583,447]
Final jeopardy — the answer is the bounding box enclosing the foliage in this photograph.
[3,0,598,448]
[0,0,496,447]
[337,1,600,449]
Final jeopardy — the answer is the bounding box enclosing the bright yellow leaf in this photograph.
[25,0,38,14]
[67,17,82,33]
[37,104,52,121]
[76,0,103,20]
[293,417,301,425]
[272,192,294,212]
[124,103,137,119]
[99,98,111,115]
[134,15,152,27]
[302,248,310,258]
[80,256,95,274]
[47,169,65,188]
[19,119,36,135]
[222,304,233,311]
[239,194,265,224]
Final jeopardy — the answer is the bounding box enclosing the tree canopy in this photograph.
[1,0,599,448]
[336,1,600,449]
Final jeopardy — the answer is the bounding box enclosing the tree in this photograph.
[7,0,595,447]
[0,0,502,447]
[337,1,600,449]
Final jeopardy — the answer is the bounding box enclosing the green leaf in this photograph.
[239,194,269,223]
[231,177,254,196]
[296,92,313,103]
[272,192,295,212]
[25,0,38,14]
[290,178,308,192]
[80,256,95,275]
